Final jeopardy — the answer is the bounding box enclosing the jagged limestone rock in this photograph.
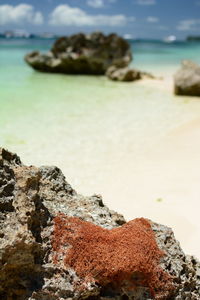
[25,32,132,75]
[0,148,199,299]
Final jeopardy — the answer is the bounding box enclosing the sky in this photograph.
[0,0,200,39]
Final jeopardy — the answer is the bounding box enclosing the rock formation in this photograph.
[0,147,199,299]
[25,32,132,75]
[106,66,141,81]
[106,66,156,82]
[174,60,200,96]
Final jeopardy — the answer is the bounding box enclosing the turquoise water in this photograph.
[1,38,200,77]
[2,38,200,257]
[131,40,200,70]
[1,38,200,194]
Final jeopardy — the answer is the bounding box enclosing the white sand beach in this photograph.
[6,74,200,259]
[103,108,200,259]
[1,39,200,259]
[102,75,200,258]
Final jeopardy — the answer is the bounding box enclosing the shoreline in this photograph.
[1,63,200,259]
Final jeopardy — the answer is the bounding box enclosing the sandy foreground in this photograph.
[103,76,200,259]
[105,119,200,259]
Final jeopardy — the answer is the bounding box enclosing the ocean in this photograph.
[1,38,200,256]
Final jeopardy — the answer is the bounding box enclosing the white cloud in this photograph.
[177,19,200,31]
[49,4,132,27]
[32,12,44,25]
[146,16,159,23]
[0,4,43,25]
[135,0,156,5]
[87,0,116,8]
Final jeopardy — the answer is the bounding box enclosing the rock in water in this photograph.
[106,66,157,82]
[25,32,132,75]
[174,60,200,96]
[0,147,199,299]
[106,66,141,82]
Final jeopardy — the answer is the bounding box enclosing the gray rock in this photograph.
[106,66,141,82]
[0,147,199,299]
[174,60,200,96]
[25,32,132,75]
[0,148,22,211]
[106,66,156,82]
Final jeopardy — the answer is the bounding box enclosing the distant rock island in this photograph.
[0,147,200,299]
[0,30,58,39]
[187,36,200,41]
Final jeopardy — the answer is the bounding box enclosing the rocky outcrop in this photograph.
[25,32,132,75]
[106,66,141,82]
[174,60,200,96]
[106,66,156,82]
[0,147,199,299]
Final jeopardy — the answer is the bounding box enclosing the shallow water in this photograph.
[1,39,200,179]
[1,39,200,257]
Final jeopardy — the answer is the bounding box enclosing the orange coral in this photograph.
[52,214,174,299]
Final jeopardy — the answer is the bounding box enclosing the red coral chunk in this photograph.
[52,214,174,299]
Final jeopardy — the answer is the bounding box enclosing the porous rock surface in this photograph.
[174,60,200,96]
[0,147,199,299]
[25,32,132,75]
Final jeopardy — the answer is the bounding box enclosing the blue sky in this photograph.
[0,0,200,39]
